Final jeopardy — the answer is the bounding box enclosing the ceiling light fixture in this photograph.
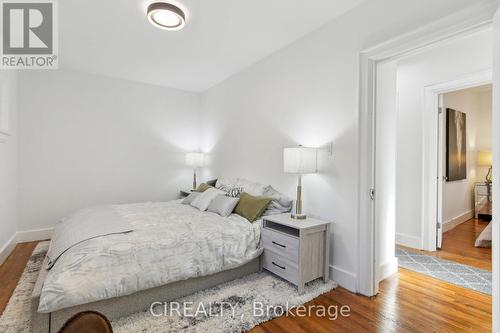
[147,2,186,31]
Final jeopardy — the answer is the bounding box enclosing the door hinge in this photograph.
[369,188,375,200]
[438,107,443,114]
[437,222,442,229]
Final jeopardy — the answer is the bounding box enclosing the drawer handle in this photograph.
[272,262,286,270]
[272,241,286,248]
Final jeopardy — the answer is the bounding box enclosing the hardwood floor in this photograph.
[399,218,492,271]
[0,239,492,332]
[251,268,491,333]
[0,241,38,314]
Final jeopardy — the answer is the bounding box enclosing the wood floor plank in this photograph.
[0,241,38,315]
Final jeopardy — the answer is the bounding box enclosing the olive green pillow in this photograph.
[234,192,272,222]
[196,183,213,192]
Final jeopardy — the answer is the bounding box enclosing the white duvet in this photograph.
[38,200,262,313]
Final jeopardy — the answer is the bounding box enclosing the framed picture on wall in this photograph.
[446,108,467,181]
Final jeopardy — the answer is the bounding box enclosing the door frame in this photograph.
[357,0,497,297]
[422,71,492,252]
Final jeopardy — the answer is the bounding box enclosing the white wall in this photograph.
[17,70,201,232]
[476,88,494,181]
[395,30,493,249]
[441,87,492,229]
[200,0,478,290]
[0,72,18,264]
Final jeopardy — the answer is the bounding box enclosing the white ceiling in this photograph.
[59,0,366,92]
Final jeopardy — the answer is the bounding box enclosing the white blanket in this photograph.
[46,206,134,269]
[38,200,262,313]
[475,222,492,248]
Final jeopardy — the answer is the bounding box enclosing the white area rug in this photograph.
[0,242,337,332]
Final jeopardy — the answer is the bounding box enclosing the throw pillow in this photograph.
[234,192,272,222]
[182,192,200,205]
[207,195,240,217]
[190,188,225,211]
[196,183,213,192]
[262,186,293,215]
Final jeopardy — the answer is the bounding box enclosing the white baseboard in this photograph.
[377,257,398,282]
[329,265,356,293]
[0,233,17,266]
[0,227,53,266]
[443,210,474,232]
[15,227,53,243]
[396,233,422,249]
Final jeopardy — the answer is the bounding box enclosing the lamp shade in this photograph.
[283,147,317,174]
[477,151,492,166]
[185,152,205,167]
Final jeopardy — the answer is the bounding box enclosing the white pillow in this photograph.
[207,195,240,217]
[190,188,225,211]
[215,177,238,190]
[263,186,293,215]
[182,192,200,205]
[236,178,268,196]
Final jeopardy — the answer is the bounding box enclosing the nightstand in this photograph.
[261,213,331,294]
[475,182,492,220]
[180,189,194,198]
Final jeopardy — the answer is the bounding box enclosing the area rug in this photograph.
[0,242,337,333]
[396,248,491,295]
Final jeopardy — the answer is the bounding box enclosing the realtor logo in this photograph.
[1,1,58,69]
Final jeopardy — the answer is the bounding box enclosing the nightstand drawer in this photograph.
[261,228,299,263]
[262,250,299,285]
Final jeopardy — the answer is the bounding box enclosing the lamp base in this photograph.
[291,213,307,220]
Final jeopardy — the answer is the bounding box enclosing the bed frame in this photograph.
[31,256,261,333]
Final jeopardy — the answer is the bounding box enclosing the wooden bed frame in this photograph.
[31,256,261,333]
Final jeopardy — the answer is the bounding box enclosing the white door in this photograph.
[491,7,499,333]
[436,94,445,249]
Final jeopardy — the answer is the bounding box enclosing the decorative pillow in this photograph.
[215,177,238,190]
[207,195,240,217]
[217,184,244,198]
[234,192,272,222]
[196,183,213,192]
[235,178,268,196]
[190,188,225,211]
[262,186,293,215]
[182,192,200,205]
[216,177,268,196]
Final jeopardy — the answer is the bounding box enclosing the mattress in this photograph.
[38,200,262,313]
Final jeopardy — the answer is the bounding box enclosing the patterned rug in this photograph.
[396,248,492,295]
[0,242,337,332]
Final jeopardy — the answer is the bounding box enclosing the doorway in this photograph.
[357,4,499,331]
[438,84,493,269]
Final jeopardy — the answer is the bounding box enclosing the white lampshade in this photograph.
[185,152,205,167]
[478,151,492,166]
[283,147,317,174]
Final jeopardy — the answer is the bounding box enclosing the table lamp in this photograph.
[477,151,492,184]
[185,152,205,190]
[283,146,317,220]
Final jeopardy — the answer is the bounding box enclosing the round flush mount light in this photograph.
[147,2,186,31]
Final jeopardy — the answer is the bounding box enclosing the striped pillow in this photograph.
[217,185,244,198]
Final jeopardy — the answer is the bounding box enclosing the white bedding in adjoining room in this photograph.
[38,200,262,313]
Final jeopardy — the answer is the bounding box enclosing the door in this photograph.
[436,94,445,249]
[492,7,499,333]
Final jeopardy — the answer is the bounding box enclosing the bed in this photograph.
[31,199,264,333]
[475,221,492,248]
